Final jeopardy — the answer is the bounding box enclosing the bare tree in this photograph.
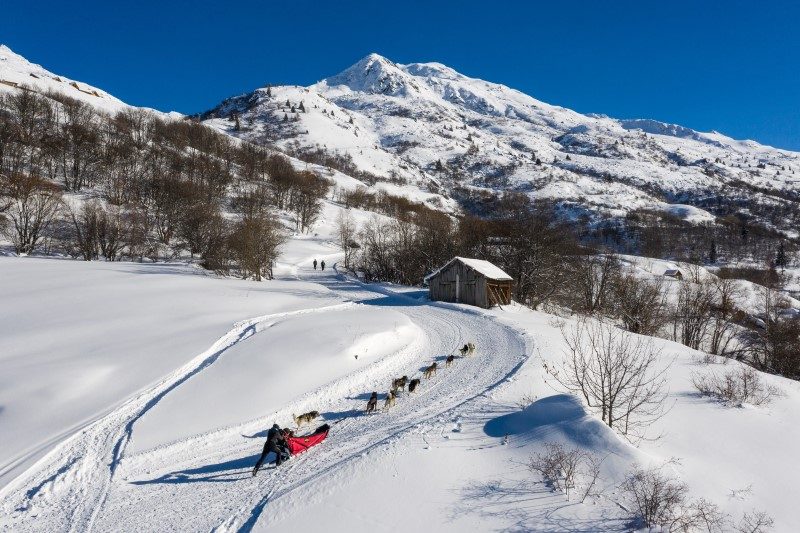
[672,280,715,350]
[228,212,285,281]
[548,319,671,439]
[564,253,621,315]
[335,208,357,269]
[744,286,800,378]
[708,277,743,356]
[0,172,62,254]
[67,200,101,260]
[734,510,775,533]
[612,273,668,336]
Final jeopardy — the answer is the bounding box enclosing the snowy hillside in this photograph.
[2,232,798,531]
[203,53,800,231]
[0,45,177,117]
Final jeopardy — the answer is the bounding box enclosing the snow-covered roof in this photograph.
[664,269,683,276]
[425,257,513,282]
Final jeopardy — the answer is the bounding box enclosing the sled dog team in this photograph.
[254,342,476,473]
[294,341,477,420]
[365,341,477,415]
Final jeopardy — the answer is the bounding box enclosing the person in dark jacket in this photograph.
[313,259,317,270]
[320,260,326,271]
[253,424,289,475]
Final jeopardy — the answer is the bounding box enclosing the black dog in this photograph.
[365,391,378,414]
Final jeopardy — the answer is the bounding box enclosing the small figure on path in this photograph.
[313,259,318,270]
[321,260,326,271]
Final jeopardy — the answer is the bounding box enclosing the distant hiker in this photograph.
[365,391,378,414]
[313,259,318,270]
[253,424,289,475]
[321,260,326,271]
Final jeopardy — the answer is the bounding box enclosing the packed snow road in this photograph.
[0,265,528,532]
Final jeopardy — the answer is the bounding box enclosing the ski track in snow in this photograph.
[0,267,529,532]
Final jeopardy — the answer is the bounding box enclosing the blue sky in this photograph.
[3,1,799,149]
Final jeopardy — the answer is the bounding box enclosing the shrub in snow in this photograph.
[691,365,782,406]
[620,466,727,532]
[528,443,603,502]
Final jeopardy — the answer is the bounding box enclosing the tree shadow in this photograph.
[130,454,259,485]
[452,477,625,533]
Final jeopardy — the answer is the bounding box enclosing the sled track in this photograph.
[0,270,530,532]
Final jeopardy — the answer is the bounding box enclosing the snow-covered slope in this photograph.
[0,45,177,117]
[203,53,800,228]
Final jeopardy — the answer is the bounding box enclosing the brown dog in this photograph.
[446,354,455,367]
[423,362,438,379]
[408,378,421,393]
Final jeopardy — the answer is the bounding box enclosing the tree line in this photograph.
[0,88,330,279]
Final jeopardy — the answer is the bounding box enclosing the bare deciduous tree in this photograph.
[1,172,62,254]
[613,273,668,336]
[734,510,775,533]
[228,212,285,281]
[335,208,357,269]
[548,319,671,439]
[672,280,714,350]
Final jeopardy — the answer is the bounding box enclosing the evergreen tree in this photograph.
[299,101,305,112]
[435,159,444,171]
[776,241,787,268]
[283,113,289,122]
[285,99,290,106]
[708,239,717,263]
[266,85,273,97]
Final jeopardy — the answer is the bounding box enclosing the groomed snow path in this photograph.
[0,266,528,532]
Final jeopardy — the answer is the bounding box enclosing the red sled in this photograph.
[287,424,330,455]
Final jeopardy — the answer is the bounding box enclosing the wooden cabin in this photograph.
[663,269,684,281]
[425,257,513,308]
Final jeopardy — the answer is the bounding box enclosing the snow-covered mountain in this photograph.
[203,53,800,231]
[0,45,178,117]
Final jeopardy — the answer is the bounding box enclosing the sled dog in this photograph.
[293,410,320,427]
[383,390,397,411]
[459,342,476,357]
[365,392,378,414]
[423,362,438,379]
[391,375,408,392]
[445,354,455,367]
[408,378,421,393]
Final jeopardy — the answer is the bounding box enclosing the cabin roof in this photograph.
[664,269,683,276]
[425,257,513,282]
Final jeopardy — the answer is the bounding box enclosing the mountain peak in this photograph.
[324,53,418,96]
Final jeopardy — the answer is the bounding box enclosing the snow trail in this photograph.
[0,266,529,532]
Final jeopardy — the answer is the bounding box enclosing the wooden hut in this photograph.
[425,257,513,308]
[663,269,684,281]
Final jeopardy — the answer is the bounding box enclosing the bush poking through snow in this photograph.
[527,443,603,502]
[620,466,727,531]
[692,366,782,406]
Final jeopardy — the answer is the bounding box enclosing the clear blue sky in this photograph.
[3,1,799,149]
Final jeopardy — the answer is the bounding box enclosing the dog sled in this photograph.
[286,423,330,456]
